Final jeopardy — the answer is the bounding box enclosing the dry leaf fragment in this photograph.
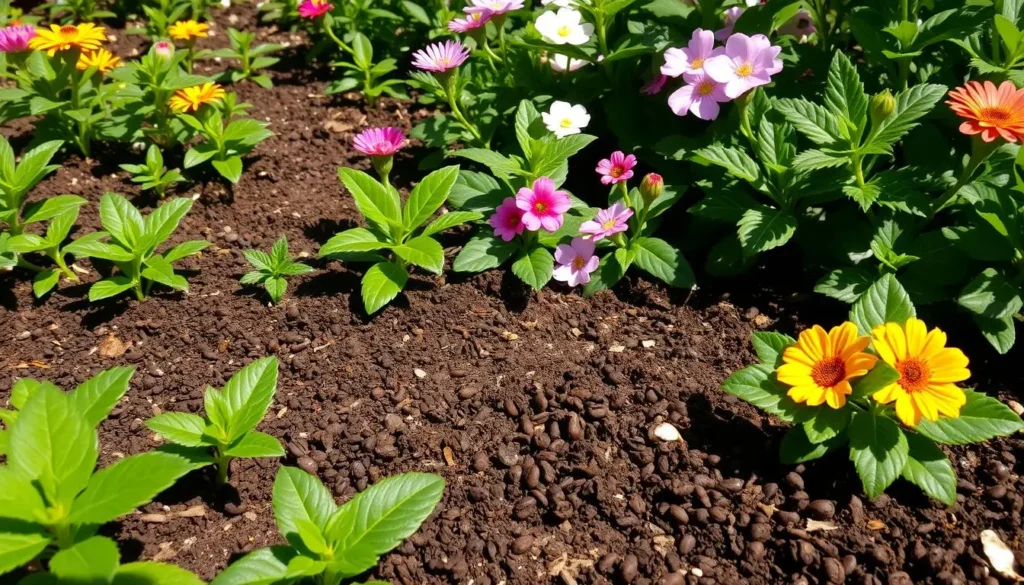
[756,503,777,517]
[981,529,1024,581]
[98,333,128,359]
[806,519,838,532]
[443,446,456,467]
[867,519,887,531]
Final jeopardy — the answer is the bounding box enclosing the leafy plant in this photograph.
[179,92,274,184]
[0,369,197,576]
[13,535,204,585]
[210,467,444,585]
[41,0,116,23]
[319,165,482,314]
[146,357,285,485]
[119,143,187,198]
[202,27,283,88]
[241,236,314,304]
[0,137,65,238]
[324,29,407,106]
[78,192,209,302]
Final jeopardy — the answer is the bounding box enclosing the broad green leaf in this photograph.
[420,211,483,238]
[143,198,192,252]
[223,431,284,458]
[957,269,1023,320]
[815,267,875,303]
[403,166,459,230]
[361,261,408,314]
[449,149,521,180]
[779,425,845,464]
[212,157,244,184]
[901,433,956,506]
[114,562,205,585]
[50,536,119,583]
[720,364,807,423]
[447,171,508,212]
[99,193,145,249]
[273,467,337,547]
[12,140,62,197]
[264,276,287,304]
[867,84,946,149]
[581,253,626,297]
[244,249,273,271]
[65,237,135,263]
[792,149,848,172]
[393,236,444,275]
[825,51,869,134]
[163,240,209,264]
[338,167,401,231]
[849,274,915,336]
[89,277,137,302]
[916,390,1024,445]
[848,410,908,499]
[210,547,296,585]
[0,467,46,522]
[511,246,554,291]
[7,233,49,254]
[220,357,279,442]
[319,228,390,257]
[736,207,798,255]
[33,269,60,298]
[69,366,136,427]
[532,134,597,180]
[295,518,330,555]
[849,362,899,400]
[803,406,852,443]
[975,314,1016,355]
[146,412,209,447]
[0,521,52,575]
[631,237,695,288]
[751,332,796,368]
[69,452,195,525]
[695,144,761,184]
[21,195,87,225]
[688,188,759,223]
[142,256,188,292]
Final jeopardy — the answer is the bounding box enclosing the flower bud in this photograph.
[640,173,664,205]
[153,40,174,59]
[870,90,895,125]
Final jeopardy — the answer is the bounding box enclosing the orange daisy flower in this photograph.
[169,82,226,113]
[947,80,1024,143]
[168,20,209,41]
[28,23,106,56]
[76,48,120,73]
[776,322,878,409]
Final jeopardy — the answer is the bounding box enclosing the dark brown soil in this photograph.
[2,6,1024,585]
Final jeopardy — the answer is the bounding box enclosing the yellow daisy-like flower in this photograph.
[168,20,209,41]
[76,48,120,73]
[169,82,226,113]
[871,318,970,427]
[28,23,107,56]
[777,322,878,409]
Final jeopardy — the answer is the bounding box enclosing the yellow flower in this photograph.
[28,23,107,56]
[871,318,969,427]
[76,48,120,73]
[777,322,878,409]
[169,82,226,113]
[168,20,209,41]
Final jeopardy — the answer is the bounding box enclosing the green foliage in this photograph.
[119,144,186,198]
[201,28,283,88]
[179,93,274,184]
[146,357,285,485]
[241,236,314,304]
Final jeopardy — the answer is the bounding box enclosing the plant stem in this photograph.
[595,10,609,57]
[51,251,78,282]
[444,79,485,146]
[322,18,353,55]
[851,152,867,188]
[931,137,1000,217]
[617,180,632,209]
[215,455,230,485]
[16,254,43,272]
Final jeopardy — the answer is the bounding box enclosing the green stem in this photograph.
[595,11,609,57]
[617,180,632,209]
[931,137,1000,217]
[322,19,354,55]
[185,40,196,74]
[215,454,230,485]
[16,254,44,272]
[51,251,78,281]
[851,152,867,188]
[444,80,484,146]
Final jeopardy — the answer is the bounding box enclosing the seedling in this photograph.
[319,165,483,314]
[203,27,283,88]
[119,144,187,198]
[180,93,274,184]
[0,369,196,576]
[7,206,110,297]
[146,357,285,485]
[212,467,444,585]
[0,137,66,238]
[20,535,203,585]
[241,236,314,304]
[78,193,209,302]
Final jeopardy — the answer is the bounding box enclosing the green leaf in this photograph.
[449,149,521,181]
[33,269,60,298]
[774,98,843,146]
[751,332,796,368]
[264,276,287,304]
[825,51,869,134]
[975,314,1016,355]
[69,452,195,525]
[866,84,946,149]
[631,237,695,288]
[146,412,209,447]
[393,236,444,274]
[99,192,145,249]
[244,249,273,271]
[581,253,626,297]
[219,357,279,442]
[212,157,244,184]
[143,198,192,252]
[901,433,956,506]
[452,233,517,273]
[0,468,47,522]
[223,431,285,458]
[12,140,62,196]
[916,390,1024,445]
[113,562,205,585]
[720,364,807,423]
[319,228,390,257]
[21,195,87,225]
[779,425,845,464]
[689,188,759,223]
[142,256,188,292]
[327,473,445,577]
[695,144,761,184]
[850,274,916,335]
[511,246,554,290]
[849,362,900,400]
[448,171,508,212]
[338,167,402,231]
[848,410,909,499]
[803,407,852,443]
[69,366,136,427]
[89,277,137,302]
[50,536,119,583]
[273,467,337,549]
[403,166,459,231]
[65,237,135,263]
[815,267,875,303]
[361,261,408,314]
[792,149,849,172]
[295,518,330,555]
[0,521,52,575]
[957,268,1023,320]
[420,211,483,238]
[736,207,798,255]
[210,547,295,585]
[532,134,598,180]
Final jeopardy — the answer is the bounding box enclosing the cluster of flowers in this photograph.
[0,22,119,72]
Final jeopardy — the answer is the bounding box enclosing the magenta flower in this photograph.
[667,71,730,120]
[704,33,782,99]
[412,40,471,73]
[153,40,175,58]
[464,0,524,16]
[596,151,637,186]
[448,9,493,33]
[580,203,633,241]
[515,177,571,232]
[489,197,525,242]
[0,25,35,53]
[642,74,668,96]
[298,0,333,18]
[661,28,724,83]
[553,237,599,287]
[353,127,405,156]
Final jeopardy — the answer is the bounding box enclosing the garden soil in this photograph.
[2,6,1023,585]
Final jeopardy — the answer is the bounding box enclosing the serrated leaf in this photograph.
[849,274,916,336]
[511,246,554,290]
[721,364,807,423]
[825,51,869,134]
[957,268,1023,319]
[815,267,876,303]
[774,98,843,146]
[631,237,695,288]
[695,144,761,184]
[736,207,797,255]
[751,332,796,368]
[866,84,946,149]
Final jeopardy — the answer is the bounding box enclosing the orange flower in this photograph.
[169,82,225,113]
[776,322,878,409]
[168,20,209,41]
[28,23,106,56]
[947,80,1024,143]
[76,48,120,73]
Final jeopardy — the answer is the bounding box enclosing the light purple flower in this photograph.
[516,177,571,232]
[353,127,405,156]
[704,33,782,99]
[642,74,668,95]
[0,25,35,53]
[489,197,525,242]
[580,203,633,241]
[448,9,492,33]
[553,237,599,287]
[715,0,760,41]
[667,71,730,120]
[412,40,471,73]
[464,0,524,16]
[661,28,724,83]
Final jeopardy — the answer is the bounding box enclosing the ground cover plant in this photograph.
[2,0,1024,583]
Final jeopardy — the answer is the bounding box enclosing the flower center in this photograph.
[609,166,623,178]
[897,358,931,393]
[602,219,616,229]
[572,256,586,270]
[534,202,548,213]
[560,118,573,128]
[698,81,715,96]
[691,57,704,69]
[557,25,572,37]
[736,62,754,77]
[810,356,846,388]
[60,25,78,39]
[980,107,1012,124]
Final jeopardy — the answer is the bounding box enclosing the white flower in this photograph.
[548,53,589,72]
[542,0,576,7]
[535,8,593,46]
[542,101,590,138]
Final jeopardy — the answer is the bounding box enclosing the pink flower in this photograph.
[448,9,493,33]
[642,74,668,95]
[553,237,599,287]
[153,40,175,58]
[515,177,571,232]
[595,151,637,185]
[464,0,524,16]
[298,0,332,18]
[353,127,405,157]
[489,197,525,242]
[715,0,759,40]
[667,71,730,120]
[412,40,470,73]
[0,25,35,53]
[704,33,782,99]
[661,28,724,83]
[580,203,633,241]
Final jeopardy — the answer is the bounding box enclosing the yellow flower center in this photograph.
[602,219,616,229]
[560,118,573,128]
[897,358,931,393]
[691,57,704,69]
[697,81,715,96]
[609,167,623,178]
[534,202,548,212]
[736,62,754,77]
[557,25,572,37]
[811,356,846,388]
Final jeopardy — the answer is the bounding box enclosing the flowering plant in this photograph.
[175,89,274,183]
